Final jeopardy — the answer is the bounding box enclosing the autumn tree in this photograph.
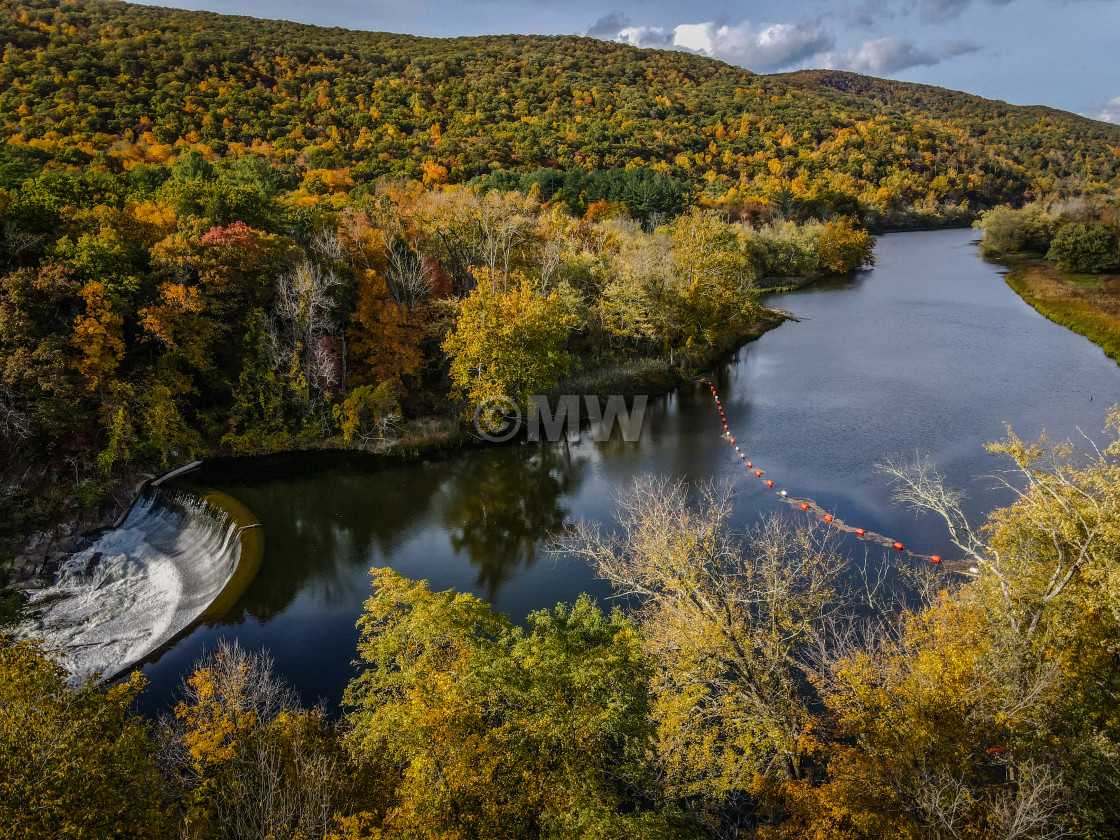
[562,478,845,828]
[816,216,876,274]
[827,412,1120,838]
[166,640,360,840]
[443,268,578,420]
[342,569,696,839]
[670,209,761,352]
[0,639,168,839]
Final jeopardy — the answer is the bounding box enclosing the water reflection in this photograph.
[440,443,582,601]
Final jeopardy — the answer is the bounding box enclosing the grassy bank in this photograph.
[1003,258,1120,364]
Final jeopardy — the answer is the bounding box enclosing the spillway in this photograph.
[14,487,259,679]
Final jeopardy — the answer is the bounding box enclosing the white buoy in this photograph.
[780,490,787,496]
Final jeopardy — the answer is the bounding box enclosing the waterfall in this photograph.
[14,487,253,680]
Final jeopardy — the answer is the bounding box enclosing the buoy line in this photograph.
[698,377,960,571]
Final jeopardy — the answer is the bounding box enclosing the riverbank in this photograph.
[0,308,789,623]
[1001,256,1120,364]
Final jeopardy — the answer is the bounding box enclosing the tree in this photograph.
[978,205,1053,257]
[442,268,577,419]
[670,209,761,351]
[69,279,126,393]
[0,639,168,839]
[342,569,695,839]
[1045,221,1119,273]
[166,640,357,840]
[333,382,401,446]
[870,411,1120,837]
[562,478,844,823]
[816,216,875,274]
[806,596,1070,840]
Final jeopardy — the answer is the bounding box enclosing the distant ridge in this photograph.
[0,0,1116,217]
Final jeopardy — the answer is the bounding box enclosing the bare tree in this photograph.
[163,641,345,840]
[878,416,1120,640]
[267,259,343,406]
[0,383,32,451]
[384,238,433,311]
[474,189,537,281]
[561,477,845,799]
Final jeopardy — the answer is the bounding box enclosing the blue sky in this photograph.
[149,0,1119,122]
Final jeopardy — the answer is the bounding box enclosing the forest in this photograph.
[0,0,1116,550]
[1,0,1120,837]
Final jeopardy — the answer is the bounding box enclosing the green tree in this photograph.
[342,569,695,839]
[1045,221,1119,273]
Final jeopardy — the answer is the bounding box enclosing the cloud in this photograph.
[824,36,980,74]
[616,24,676,50]
[673,21,836,71]
[1095,96,1120,123]
[843,0,895,28]
[602,14,979,76]
[842,0,1022,26]
[914,0,1015,23]
[581,12,630,39]
[615,19,835,73]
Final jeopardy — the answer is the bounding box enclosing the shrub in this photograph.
[1046,221,1119,273]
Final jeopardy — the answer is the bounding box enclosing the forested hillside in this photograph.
[0,0,1117,555]
[0,0,1117,225]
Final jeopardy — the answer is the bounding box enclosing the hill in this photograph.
[0,0,1117,225]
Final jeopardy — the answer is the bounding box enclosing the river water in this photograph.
[138,228,1120,714]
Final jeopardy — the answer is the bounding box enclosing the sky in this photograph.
[148,0,1120,123]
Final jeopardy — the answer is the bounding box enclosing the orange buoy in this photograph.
[800,503,809,511]
[765,480,773,487]
[855,528,865,536]
[824,514,833,523]
[893,542,904,551]
[755,470,762,477]
[723,424,728,430]
[746,461,752,467]
[931,555,942,564]
[729,437,735,444]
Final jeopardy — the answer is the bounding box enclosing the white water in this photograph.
[15,489,242,679]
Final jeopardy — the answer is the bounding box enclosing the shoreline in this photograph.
[1,308,789,615]
[997,255,1120,365]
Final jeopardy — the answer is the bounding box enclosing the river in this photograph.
[137,228,1120,714]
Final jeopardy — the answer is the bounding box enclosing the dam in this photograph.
[14,487,261,679]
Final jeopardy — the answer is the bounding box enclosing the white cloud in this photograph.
[605,16,979,77]
[616,19,835,72]
[824,36,979,74]
[1096,96,1120,123]
[616,24,675,50]
[581,12,630,40]
[674,21,836,71]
